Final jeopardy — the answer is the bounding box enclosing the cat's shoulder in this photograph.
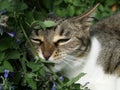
[90,12,120,39]
[91,12,120,31]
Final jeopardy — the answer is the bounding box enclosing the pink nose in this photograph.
[43,51,51,60]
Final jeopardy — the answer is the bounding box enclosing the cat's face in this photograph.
[28,4,98,71]
[30,19,91,61]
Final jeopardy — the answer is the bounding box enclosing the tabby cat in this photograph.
[28,4,120,90]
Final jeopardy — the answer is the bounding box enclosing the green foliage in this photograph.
[44,20,57,28]
[32,20,57,30]
[0,0,119,90]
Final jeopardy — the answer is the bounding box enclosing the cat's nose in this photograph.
[43,51,51,60]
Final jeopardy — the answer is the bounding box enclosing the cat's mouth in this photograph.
[45,61,66,73]
[48,56,63,63]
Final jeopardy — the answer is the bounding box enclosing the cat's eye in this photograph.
[31,38,43,45]
[55,38,70,46]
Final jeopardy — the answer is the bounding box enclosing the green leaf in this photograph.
[25,11,34,24]
[17,2,28,11]
[105,0,116,6]
[73,84,81,89]
[27,62,42,72]
[0,52,5,61]
[38,67,46,77]
[6,50,20,59]
[99,5,105,11]
[67,5,75,17]
[25,73,37,90]
[0,1,11,11]
[64,0,73,4]
[32,21,46,30]
[3,60,14,72]
[20,56,27,73]
[11,72,21,84]
[0,66,4,72]
[42,0,52,11]
[54,0,63,5]
[0,0,28,12]
[65,73,85,87]
[54,8,67,17]
[72,0,81,6]
[0,37,19,51]
[25,72,36,78]
[43,20,57,28]
[76,9,82,15]
[0,38,12,51]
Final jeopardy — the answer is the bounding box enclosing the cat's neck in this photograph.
[63,36,101,78]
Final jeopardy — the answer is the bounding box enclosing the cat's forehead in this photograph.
[48,21,75,37]
[30,16,88,42]
[32,20,73,35]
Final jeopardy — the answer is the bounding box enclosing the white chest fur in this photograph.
[63,37,101,78]
[64,37,120,90]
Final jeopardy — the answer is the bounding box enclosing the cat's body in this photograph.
[28,4,120,90]
[76,12,120,90]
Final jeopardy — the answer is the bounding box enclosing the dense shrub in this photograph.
[0,0,119,90]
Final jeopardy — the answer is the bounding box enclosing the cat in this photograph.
[28,4,120,90]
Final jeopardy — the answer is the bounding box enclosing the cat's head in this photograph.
[28,4,98,71]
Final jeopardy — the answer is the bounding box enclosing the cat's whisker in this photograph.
[62,59,71,65]
[62,59,75,69]
[64,55,79,61]
[62,58,82,70]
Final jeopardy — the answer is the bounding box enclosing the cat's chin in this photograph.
[47,61,67,73]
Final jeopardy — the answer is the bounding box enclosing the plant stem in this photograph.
[20,23,38,58]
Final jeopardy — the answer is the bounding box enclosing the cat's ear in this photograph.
[69,4,99,31]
